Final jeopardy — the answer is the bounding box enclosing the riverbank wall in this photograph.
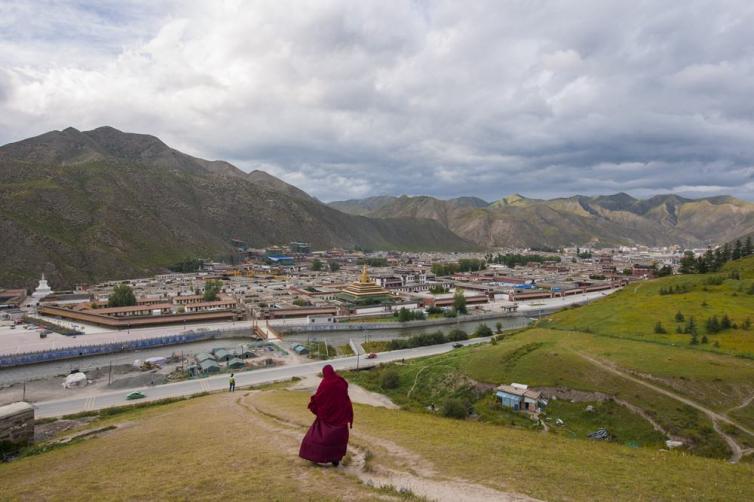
[0,327,255,369]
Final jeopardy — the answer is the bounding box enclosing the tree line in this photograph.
[485,253,561,268]
[680,237,753,274]
[431,259,486,276]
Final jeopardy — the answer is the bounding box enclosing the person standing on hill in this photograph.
[229,373,236,392]
[299,364,353,467]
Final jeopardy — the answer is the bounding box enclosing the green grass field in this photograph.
[545,256,754,357]
[348,325,754,459]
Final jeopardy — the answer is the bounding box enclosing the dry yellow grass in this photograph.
[255,389,754,502]
[3,388,753,501]
[0,393,383,501]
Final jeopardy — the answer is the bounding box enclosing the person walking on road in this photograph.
[229,373,236,392]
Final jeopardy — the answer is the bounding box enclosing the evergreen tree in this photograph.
[686,317,697,335]
[679,251,697,274]
[733,240,743,261]
[453,288,467,315]
[722,242,732,262]
[721,313,732,330]
[713,248,724,270]
[675,311,685,322]
[398,307,412,322]
[706,316,720,334]
[696,256,708,274]
[745,236,753,257]
[701,335,709,344]
[654,321,667,334]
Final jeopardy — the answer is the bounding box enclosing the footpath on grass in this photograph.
[577,352,754,463]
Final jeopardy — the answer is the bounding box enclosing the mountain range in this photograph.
[330,192,754,249]
[4,126,754,290]
[0,127,472,289]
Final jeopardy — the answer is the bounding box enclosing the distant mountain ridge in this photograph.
[329,192,754,249]
[0,127,473,289]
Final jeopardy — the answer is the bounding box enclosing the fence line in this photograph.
[0,327,254,368]
[278,310,526,334]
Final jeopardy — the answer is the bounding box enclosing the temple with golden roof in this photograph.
[337,265,394,305]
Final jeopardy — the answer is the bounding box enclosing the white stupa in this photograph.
[31,274,53,304]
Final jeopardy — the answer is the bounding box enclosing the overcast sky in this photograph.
[2,1,754,202]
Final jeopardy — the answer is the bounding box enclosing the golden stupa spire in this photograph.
[359,264,370,284]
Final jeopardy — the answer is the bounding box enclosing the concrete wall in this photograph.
[0,402,34,447]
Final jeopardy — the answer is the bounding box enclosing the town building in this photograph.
[336,266,394,305]
[495,383,543,413]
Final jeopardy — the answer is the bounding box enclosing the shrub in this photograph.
[441,398,468,419]
[495,322,503,333]
[474,323,493,337]
[446,329,468,341]
[654,321,667,334]
[379,369,400,389]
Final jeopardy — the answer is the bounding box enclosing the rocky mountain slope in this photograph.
[330,192,754,249]
[0,127,473,289]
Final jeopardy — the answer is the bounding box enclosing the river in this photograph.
[0,314,532,385]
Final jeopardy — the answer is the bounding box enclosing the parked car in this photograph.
[366,353,378,359]
[126,391,146,400]
[452,343,464,349]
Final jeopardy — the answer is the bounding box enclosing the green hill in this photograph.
[345,261,754,464]
[545,255,754,358]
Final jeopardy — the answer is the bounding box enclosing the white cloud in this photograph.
[1,0,754,202]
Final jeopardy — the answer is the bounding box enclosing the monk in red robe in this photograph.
[299,364,354,466]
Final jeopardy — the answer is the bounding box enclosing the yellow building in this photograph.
[337,265,394,305]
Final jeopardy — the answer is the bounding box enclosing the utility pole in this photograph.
[22,382,26,401]
[108,361,112,385]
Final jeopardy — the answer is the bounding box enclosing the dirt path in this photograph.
[407,364,455,399]
[290,375,399,409]
[577,352,754,463]
[237,390,538,502]
[613,398,684,442]
[727,394,754,413]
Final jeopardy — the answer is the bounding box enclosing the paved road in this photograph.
[34,338,488,418]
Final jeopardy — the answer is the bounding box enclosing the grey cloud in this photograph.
[1,0,754,203]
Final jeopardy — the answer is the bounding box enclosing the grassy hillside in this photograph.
[545,255,754,358]
[344,261,754,465]
[2,388,752,501]
[0,127,474,289]
[349,327,754,459]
